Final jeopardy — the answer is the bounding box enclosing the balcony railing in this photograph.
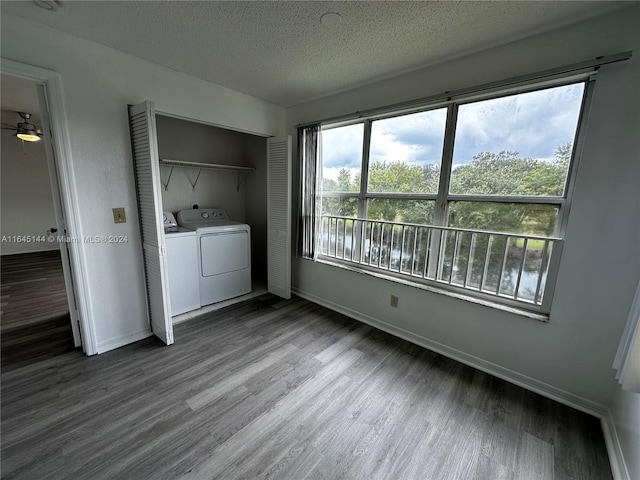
[318,215,563,313]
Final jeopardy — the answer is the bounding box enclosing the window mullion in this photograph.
[358,120,372,220]
[555,78,594,238]
[427,105,457,279]
[435,104,458,227]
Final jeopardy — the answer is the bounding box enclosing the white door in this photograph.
[200,231,249,276]
[267,136,292,299]
[128,101,174,345]
[36,85,83,348]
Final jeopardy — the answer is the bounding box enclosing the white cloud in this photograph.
[370,108,447,165]
[453,83,584,164]
[321,123,364,169]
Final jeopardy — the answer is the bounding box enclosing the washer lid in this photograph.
[163,211,177,228]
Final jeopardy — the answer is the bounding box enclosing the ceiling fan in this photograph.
[1,112,43,142]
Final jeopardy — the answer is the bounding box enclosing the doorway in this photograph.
[0,73,83,364]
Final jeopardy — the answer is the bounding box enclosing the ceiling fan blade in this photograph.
[1,124,18,130]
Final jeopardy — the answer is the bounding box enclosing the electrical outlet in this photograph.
[390,295,399,308]
[112,207,126,223]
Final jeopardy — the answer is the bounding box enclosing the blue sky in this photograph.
[321,83,585,181]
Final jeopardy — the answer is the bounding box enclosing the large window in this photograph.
[314,80,588,314]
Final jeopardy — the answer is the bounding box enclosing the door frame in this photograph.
[36,83,83,348]
[1,58,98,355]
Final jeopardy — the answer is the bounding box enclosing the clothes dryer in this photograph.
[177,208,251,306]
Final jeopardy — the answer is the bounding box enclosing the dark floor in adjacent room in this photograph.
[1,292,612,480]
[1,251,75,372]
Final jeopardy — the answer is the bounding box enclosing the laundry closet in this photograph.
[128,102,291,346]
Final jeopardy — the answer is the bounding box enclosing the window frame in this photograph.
[315,76,595,316]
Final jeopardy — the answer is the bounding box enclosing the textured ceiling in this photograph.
[1,1,629,107]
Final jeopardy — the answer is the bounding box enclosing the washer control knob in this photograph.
[201,212,210,219]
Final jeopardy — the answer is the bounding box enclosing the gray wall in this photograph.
[1,112,57,255]
[286,7,640,475]
[612,387,640,479]
[1,13,284,353]
[157,115,249,222]
[156,114,268,282]
[287,6,639,409]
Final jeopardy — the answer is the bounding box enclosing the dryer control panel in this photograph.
[177,208,230,229]
[196,209,228,221]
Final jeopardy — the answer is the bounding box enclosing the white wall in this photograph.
[157,115,251,222]
[1,14,285,351]
[156,115,269,282]
[1,119,58,255]
[612,387,640,479]
[286,5,640,410]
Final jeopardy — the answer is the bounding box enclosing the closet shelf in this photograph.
[159,158,255,191]
[160,158,255,173]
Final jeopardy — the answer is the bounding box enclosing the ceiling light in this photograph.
[17,132,42,142]
[16,115,42,141]
[321,12,343,30]
[2,112,43,142]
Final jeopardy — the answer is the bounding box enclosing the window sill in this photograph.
[313,256,550,323]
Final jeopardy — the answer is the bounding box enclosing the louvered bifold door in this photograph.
[267,136,292,299]
[128,101,174,345]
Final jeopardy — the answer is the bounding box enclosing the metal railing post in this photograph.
[318,215,560,312]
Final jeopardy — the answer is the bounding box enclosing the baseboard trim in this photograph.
[294,287,603,414]
[294,287,633,478]
[96,329,152,354]
[600,409,631,480]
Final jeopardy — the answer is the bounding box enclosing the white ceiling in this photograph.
[1,1,630,107]
[1,74,42,125]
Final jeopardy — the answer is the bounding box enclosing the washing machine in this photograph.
[163,211,200,316]
[176,208,251,307]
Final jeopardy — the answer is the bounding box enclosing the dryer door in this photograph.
[200,231,249,276]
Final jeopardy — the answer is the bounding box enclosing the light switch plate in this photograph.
[113,207,126,223]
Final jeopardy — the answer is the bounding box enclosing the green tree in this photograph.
[368,161,423,193]
[422,163,441,193]
[321,196,358,218]
[319,145,573,288]
[322,167,359,217]
[321,145,572,236]
[367,161,435,223]
[337,168,358,192]
[450,150,538,196]
[322,178,339,191]
[522,142,571,197]
[323,167,359,192]
[448,147,572,236]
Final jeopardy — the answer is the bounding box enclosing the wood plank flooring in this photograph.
[1,251,75,371]
[1,294,612,480]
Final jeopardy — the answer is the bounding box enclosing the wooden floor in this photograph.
[1,294,611,480]
[1,251,75,372]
